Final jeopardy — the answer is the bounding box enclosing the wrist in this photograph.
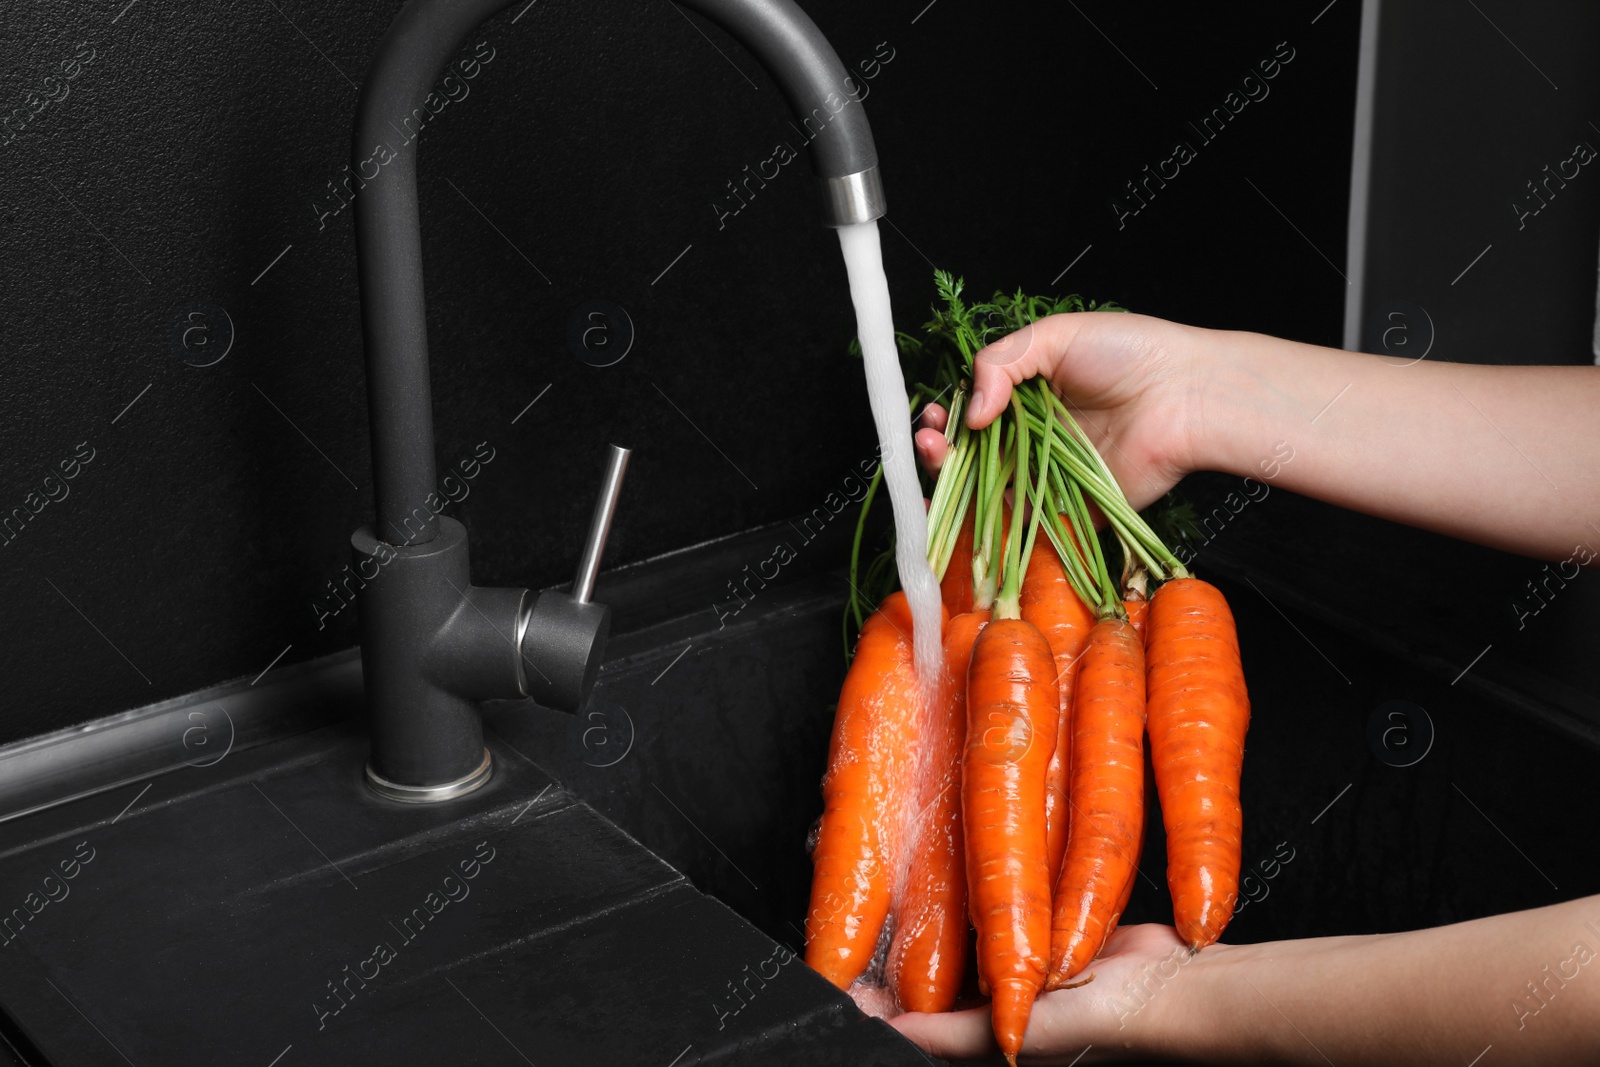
[1134,940,1249,1062]
[1141,939,1297,1064]
[1182,326,1320,485]
[1150,934,1388,1065]
[1175,325,1258,479]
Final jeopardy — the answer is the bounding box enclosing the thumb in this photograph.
[966,314,1092,429]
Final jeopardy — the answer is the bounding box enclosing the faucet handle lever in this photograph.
[572,444,630,604]
[518,444,629,714]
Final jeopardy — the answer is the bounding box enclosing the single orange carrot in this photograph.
[805,592,936,989]
[1146,577,1250,951]
[964,618,1057,1064]
[1019,529,1095,884]
[1075,604,1152,972]
[1107,598,1150,946]
[887,610,988,1013]
[1047,615,1146,988]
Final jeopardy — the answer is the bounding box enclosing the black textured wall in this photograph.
[1352,0,1600,363]
[1174,0,1600,741]
[0,1,1360,743]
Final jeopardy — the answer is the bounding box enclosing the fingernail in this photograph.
[968,389,985,421]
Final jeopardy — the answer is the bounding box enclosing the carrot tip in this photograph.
[1059,971,1095,990]
[990,978,1040,1059]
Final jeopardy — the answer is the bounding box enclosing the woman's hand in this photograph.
[914,312,1210,511]
[890,924,1213,1064]
[915,308,1600,561]
[891,897,1600,1066]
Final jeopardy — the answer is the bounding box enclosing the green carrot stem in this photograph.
[1037,462,1116,614]
[842,459,889,663]
[1067,474,1120,611]
[1015,386,1105,611]
[925,417,977,576]
[993,393,1031,620]
[1018,408,1185,579]
[848,461,883,627]
[1045,388,1119,485]
[971,419,1001,609]
[1018,393,1052,579]
[1021,390,1190,580]
[1034,502,1103,612]
[1054,468,1103,596]
[945,388,968,442]
[973,449,1016,611]
[933,461,978,581]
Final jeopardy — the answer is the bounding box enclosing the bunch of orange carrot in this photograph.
[806,275,1251,1065]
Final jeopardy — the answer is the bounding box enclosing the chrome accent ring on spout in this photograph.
[821,166,886,226]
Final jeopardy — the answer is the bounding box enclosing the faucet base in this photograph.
[364,747,493,803]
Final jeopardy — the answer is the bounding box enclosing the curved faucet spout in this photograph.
[353,0,886,547]
[348,0,890,798]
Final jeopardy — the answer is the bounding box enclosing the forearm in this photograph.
[1192,329,1600,562]
[1161,895,1600,1065]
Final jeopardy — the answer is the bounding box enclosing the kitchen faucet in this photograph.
[351,0,887,801]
